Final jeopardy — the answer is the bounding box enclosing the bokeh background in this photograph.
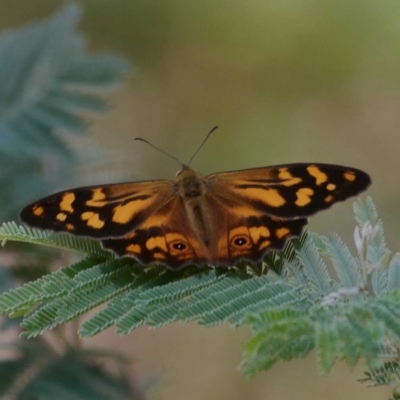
[0,0,398,398]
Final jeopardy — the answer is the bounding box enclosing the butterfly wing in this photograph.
[206,163,371,218]
[19,163,371,269]
[20,180,176,238]
[102,187,307,268]
[201,163,371,265]
[102,195,211,269]
[203,191,308,265]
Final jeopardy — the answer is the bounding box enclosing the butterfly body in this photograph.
[20,163,371,270]
[175,166,214,251]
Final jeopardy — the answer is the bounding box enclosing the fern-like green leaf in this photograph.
[55,267,137,323]
[229,286,307,326]
[323,233,361,288]
[387,254,400,291]
[241,308,314,377]
[20,300,65,338]
[353,196,379,227]
[199,280,297,327]
[0,222,109,257]
[79,268,165,337]
[315,314,341,374]
[138,270,220,304]
[177,273,249,322]
[0,256,101,314]
[296,241,332,294]
[359,361,400,390]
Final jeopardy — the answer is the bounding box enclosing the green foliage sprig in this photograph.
[0,4,129,220]
[1,196,400,396]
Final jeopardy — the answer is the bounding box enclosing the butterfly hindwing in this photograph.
[102,195,211,269]
[102,192,307,268]
[221,216,307,265]
[202,191,308,265]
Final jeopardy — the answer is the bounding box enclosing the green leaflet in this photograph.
[0,222,109,257]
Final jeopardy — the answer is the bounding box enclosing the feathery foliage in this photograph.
[0,4,129,220]
[0,198,398,368]
[2,197,400,398]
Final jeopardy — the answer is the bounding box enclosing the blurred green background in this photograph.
[0,0,398,398]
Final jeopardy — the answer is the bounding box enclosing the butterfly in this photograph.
[20,144,371,270]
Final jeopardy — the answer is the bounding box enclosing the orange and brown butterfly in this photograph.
[20,128,371,270]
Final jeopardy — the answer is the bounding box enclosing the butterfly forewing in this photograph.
[20,180,176,238]
[207,163,371,219]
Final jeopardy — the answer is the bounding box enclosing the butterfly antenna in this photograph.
[187,126,218,167]
[135,137,183,168]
